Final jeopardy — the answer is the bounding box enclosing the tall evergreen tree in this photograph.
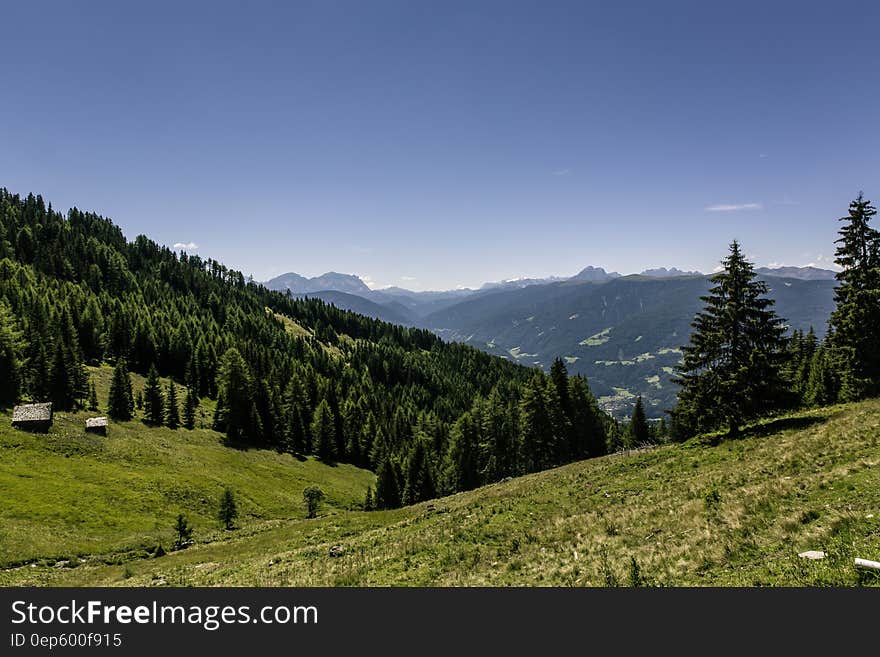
[0,301,22,408]
[805,346,838,407]
[568,375,607,458]
[402,438,435,505]
[165,380,180,429]
[480,387,518,482]
[142,365,164,425]
[107,358,134,421]
[443,410,481,492]
[519,374,565,471]
[48,342,77,410]
[375,457,401,509]
[311,398,337,463]
[672,241,789,439]
[629,396,650,446]
[213,348,256,441]
[87,379,99,411]
[183,386,197,430]
[827,193,880,400]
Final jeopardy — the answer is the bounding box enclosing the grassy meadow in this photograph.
[2,385,879,586]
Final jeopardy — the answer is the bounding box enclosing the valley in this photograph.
[267,270,838,418]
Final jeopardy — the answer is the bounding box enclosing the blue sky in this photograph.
[1,1,878,290]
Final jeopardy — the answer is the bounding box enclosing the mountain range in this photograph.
[265,265,839,418]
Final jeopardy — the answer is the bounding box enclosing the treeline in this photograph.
[0,188,609,508]
[671,194,880,439]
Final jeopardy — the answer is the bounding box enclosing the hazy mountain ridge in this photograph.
[264,267,838,418]
[756,266,839,281]
[423,274,837,417]
[639,267,702,278]
[265,271,372,295]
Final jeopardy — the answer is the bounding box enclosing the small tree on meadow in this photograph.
[303,485,325,518]
[218,487,238,530]
[174,513,193,549]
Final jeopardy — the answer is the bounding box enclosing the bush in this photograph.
[303,486,325,519]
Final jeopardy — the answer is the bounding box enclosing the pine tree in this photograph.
[375,458,401,509]
[143,365,164,425]
[214,348,255,441]
[480,387,517,482]
[402,438,435,505]
[218,487,238,530]
[87,379,99,411]
[519,374,564,471]
[0,301,23,408]
[174,513,193,549]
[48,342,77,411]
[443,410,481,491]
[311,399,337,463]
[183,386,197,429]
[568,375,607,458]
[364,485,375,511]
[165,380,180,429]
[672,241,789,439]
[805,347,838,407]
[827,193,880,400]
[550,358,574,453]
[107,358,134,421]
[629,396,650,446]
[135,389,144,411]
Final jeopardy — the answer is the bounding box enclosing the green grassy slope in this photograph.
[0,366,375,567]
[2,399,879,587]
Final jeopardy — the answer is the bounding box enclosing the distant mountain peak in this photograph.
[571,266,621,282]
[265,271,372,295]
[480,275,566,291]
[639,267,703,278]
[756,266,838,281]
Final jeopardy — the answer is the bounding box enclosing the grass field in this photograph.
[0,366,375,569]
[1,393,879,586]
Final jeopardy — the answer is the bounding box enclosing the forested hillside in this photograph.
[0,189,610,507]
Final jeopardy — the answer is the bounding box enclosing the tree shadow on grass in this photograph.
[740,415,829,440]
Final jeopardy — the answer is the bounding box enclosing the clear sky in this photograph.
[1,1,878,290]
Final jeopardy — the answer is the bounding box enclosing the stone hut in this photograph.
[11,402,53,433]
[85,416,108,436]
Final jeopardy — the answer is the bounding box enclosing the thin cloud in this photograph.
[805,260,842,271]
[173,241,199,251]
[400,276,416,281]
[705,203,763,212]
[552,169,571,176]
[759,153,768,158]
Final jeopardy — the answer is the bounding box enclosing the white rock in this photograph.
[798,550,826,560]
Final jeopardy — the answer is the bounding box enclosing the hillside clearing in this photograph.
[2,399,878,586]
